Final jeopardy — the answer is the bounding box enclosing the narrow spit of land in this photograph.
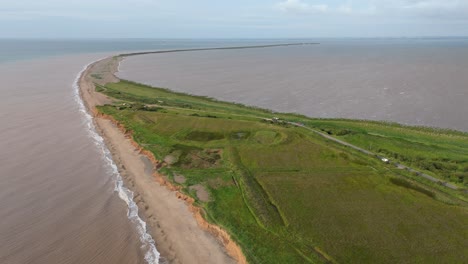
[82,44,467,264]
[119,42,318,57]
[80,57,242,264]
[78,43,318,264]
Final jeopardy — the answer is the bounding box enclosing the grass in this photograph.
[94,78,468,264]
[306,120,468,186]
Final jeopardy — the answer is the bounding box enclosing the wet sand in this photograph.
[0,54,147,263]
[118,41,468,132]
[79,57,242,264]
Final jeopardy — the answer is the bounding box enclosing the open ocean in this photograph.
[0,38,467,264]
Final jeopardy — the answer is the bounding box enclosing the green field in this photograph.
[95,79,468,263]
[306,120,468,186]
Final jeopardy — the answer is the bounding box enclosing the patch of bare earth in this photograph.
[174,174,186,184]
[190,184,211,202]
[182,149,222,169]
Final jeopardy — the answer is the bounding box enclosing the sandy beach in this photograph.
[79,56,245,264]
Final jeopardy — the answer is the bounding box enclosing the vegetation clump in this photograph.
[185,131,225,142]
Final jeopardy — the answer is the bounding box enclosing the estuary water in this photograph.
[118,38,468,132]
[0,39,282,264]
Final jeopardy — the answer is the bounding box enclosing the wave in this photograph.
[72,58,160,264]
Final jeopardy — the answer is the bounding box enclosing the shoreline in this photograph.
[77,44,468,263]
[78,56,246,264]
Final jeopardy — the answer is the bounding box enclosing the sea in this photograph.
[0,38,467,264]
[0,39,272,264]
[118,38,468,132]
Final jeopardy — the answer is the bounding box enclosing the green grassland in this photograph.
[96,79,468,264]
[306,120,468,186]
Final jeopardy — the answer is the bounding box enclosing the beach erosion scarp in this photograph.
[78,56,245,264]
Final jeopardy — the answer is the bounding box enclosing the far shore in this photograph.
[79,56,246,264]
[119,42,318,57]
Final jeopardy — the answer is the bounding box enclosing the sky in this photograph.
[1,0,468,38]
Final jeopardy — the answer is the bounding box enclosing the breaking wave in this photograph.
[72,58,160,264]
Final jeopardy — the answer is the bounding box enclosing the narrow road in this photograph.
[288,122,460,191]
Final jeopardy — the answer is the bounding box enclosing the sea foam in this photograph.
[73,58,160,264]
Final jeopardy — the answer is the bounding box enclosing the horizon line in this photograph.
[1,36,468,41]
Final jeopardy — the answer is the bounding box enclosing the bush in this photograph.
[336,129,355,136]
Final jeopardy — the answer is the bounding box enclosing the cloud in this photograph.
[275,0,328,14]
[0,0,161,20]
[275,0,377,16]
[336,3,377,16]
[274,0,468,20]
[399,0,468,19]
[367,0,468,19]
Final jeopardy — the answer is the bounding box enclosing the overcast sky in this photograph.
[1,0,468,38]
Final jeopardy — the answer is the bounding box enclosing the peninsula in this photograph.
[79,45,468,264]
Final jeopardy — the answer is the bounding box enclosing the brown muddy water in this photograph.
[0,39,294,264]
[0,54,154,264]
[118,39,468,132]
[0,39,295,264]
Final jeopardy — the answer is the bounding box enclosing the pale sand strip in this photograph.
[79,57,245,264]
